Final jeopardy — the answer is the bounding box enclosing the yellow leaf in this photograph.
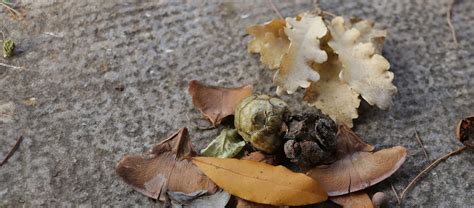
[192,157,327,206]
[247,19,289,69]
[330,191,374,208]
[305,52,360,128]
[274,13,328,95]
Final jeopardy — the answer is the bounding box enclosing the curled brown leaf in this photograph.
[188,80,253,126]
[307,125,407,196]
[116,128,217,200]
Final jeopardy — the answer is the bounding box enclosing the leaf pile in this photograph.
[116,10,409,208]
[248,14,397,127]
[117,79,407,207]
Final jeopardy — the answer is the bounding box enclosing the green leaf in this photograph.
[201,129,246,158]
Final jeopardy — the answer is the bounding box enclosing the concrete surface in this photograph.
[0,0,473,207]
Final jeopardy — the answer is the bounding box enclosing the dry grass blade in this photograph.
[400,146,467,199]
[0,62,24,69]
[0,1,21,17]
[267,0,283,19]
[415,130,429,161]
[0,136,23,166]
[391,183,400,204]
[446,0,458,46]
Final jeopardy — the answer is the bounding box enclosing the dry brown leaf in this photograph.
[168,190,231,208]
[328,17,397,110]
[116,128,217,200]
[188,80,253,126]
[247,19,290,69]
[330,191,374,208]
[274,13,328,95]
[307,125,407,196]
[193,157,327,206]
[305,51,360,128]
[334,124,375,154]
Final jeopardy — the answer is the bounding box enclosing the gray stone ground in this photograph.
[0,0,473,207]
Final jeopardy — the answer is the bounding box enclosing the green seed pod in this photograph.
[234,94,289,153]
[3,38,15,58]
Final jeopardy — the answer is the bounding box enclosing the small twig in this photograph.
[267,0,283,19]
[0,62,24,69]
[0,136,23,166]
[321,10,336,18]
[0,1,21,17]
[400,146,467,199]
[44,32,64,38]
[312,0,320,13]
[415,130,430,161]
[391,183,401,204]
[192,123,215,130]
[312,0,336,18]
[446,0,458,46]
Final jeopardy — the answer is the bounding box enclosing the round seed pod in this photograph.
[371,192,388,208]
[234,95,289,153]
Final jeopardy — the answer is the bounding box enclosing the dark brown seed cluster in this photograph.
[283,112,338,167]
